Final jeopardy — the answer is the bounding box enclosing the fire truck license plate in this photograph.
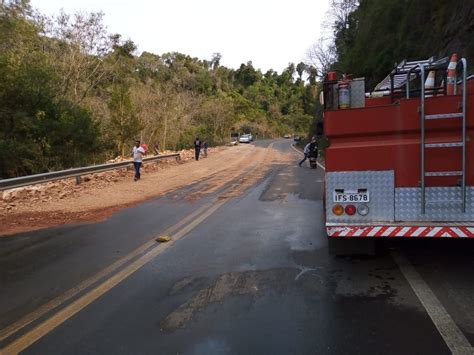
[333,191,370,203]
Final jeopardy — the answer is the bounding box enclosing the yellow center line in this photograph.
[0,142,273,353]
[0,202,212,343]
[1,200,227,355]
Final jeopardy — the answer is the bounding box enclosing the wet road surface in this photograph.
[0,139,473,354]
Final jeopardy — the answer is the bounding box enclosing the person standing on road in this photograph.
[203,140,209,158]
[153,141,160,155]
[298,136,317,167]
[194,137,202,161]
[131,140,146,181]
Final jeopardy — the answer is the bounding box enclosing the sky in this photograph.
[30,0,330,73]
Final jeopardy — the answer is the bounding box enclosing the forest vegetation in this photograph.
[2,0,473,178]
[0,0,319,178]
[308,0,474,89]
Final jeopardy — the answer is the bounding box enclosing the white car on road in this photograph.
[239,134,251,143]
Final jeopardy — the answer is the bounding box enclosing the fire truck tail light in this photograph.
[357,204,369,216]
[332,204,344,216]
[345,205,356,215]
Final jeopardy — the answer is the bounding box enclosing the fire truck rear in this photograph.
[323,55,474,254]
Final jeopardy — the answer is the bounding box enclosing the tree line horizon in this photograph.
[4,0,469,178]
[0,0,322,178]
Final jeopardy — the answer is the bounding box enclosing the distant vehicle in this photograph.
[294,135,301,141]
[248,134,253,141]
[239,134,251,143]
[283,134,291,139]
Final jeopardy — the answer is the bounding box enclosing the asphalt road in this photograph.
[0,139,473,354]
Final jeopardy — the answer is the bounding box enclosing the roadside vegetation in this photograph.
[307,0,474,90]
[0,0,319,178]
[3,0,471,178]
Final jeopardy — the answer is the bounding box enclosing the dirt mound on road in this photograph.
[0,144,285,236]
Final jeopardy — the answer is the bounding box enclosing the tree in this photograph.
[1,0,326,176]
[306,38,336,79]
[0,0,102,177]
[305,0,358,78]
[235,61,259,88]
[286,63,296,78]
[329,0,474,89]
[328,0,359,32]
[305,66,318,85]
[108,84,141,157]
[199,96,236,144]
[45,11,116,103]
[210,52,222,70]
[296,62,307,80]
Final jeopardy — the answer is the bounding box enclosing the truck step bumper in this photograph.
[327,224,474,238]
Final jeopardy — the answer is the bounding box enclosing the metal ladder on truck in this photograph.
[419,58,468,214]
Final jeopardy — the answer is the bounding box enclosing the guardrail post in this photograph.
[76,176,82,185]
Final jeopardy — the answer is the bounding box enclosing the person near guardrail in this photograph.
[131,140,146,181]
[153,141,160,155]
[194,138,202,161]
[203,140,208,158]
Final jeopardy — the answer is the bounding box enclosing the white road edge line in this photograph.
[392,252,474,355]
[291,138,470,353]
[290,143,326,171]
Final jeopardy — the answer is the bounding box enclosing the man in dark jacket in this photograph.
[298,136,317,167]
[194,137,202,160]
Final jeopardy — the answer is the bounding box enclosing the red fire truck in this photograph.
[323,55,473,253]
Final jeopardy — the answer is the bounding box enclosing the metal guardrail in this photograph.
[0,153,180,191]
